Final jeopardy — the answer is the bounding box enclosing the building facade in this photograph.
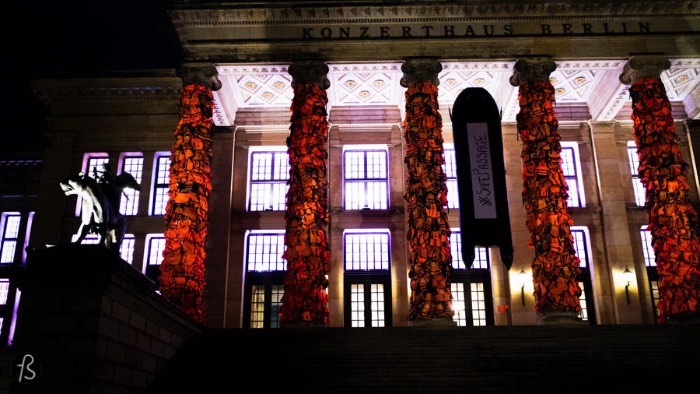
[2,1,699,335]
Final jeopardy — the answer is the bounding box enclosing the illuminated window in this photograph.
[248,148,290,212]
[627,141,645,207]
[570,226,594,322]
[451,282,468,326]
[119,154,143,215]
[119,234,135,264]
[269,285,284,328]
[247,284,284,329]
[0,212,31,264]
[83,153,110,181]
[451,282,487,327]
[451,228,493,325]
[75,153,110,216]
[560,142,585,208]
[144,234,165,283]
[443,144,459,209]
[0,213,21,264]
[72,234,100,245]
[641,226,656,267]
[344,231,390,271]
[249,285,265,328]
[0,278,20,346]
[348,283,386,328]
[570,226,590,269]
[0,279,9,304]
[344,229,391,327]
[246,231,286,272]
[350,284,365,327]
[344,147,388,210]
[578,281,589,321]
[471,282,487,326]
[650,280,661,320]
[244,230,286,329]
[450,229,489,270]
[370,283,385,327]
[151,153,170,215]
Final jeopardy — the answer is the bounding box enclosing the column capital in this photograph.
[400,58,442,87]
[288,60,330,89]
[176,63,222,91]
[509,57,557,86]
[619,55,671,85]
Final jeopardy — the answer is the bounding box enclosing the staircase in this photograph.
[148,325,700,393]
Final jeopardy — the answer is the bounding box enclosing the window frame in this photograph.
[449,229,494,326]
[640,225,656,267]
[450,228,489,270]
[247,147,290,212]
[243,230,287,329]
[450,279,492,327]
[143,233,166,283]
[570,225,595,323]
[627,141,646,207]
[150,152,171,216]
[343,146,389,211]
[76,153,110,216]
[343,230,391,272]
[560,142,586,208]
[117,152,144,216]
[0,212,21,264]
[343,229,392,328]
[244,230,287,273]
[119,234,136,264]
[442,143,459,209]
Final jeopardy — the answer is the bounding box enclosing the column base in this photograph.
[537,311,587,326]
[409,317,458,327]
[280,320,327,329]
[666,312,700,325]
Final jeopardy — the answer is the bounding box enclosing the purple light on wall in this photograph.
[7,288,21,346]
[22,212,34,263]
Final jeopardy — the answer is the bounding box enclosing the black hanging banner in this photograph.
[451,87,513,270]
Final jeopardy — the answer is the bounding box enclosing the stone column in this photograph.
[620,55,700,324]
[510,57,584,325]
[279,60,331,327]
[401,58,454,325]
[159,63,221,322]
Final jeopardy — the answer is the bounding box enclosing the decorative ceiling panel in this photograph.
[217,65,293,108]
[214,59,700,125]
[662,59,700,101]
[328,63,403,106]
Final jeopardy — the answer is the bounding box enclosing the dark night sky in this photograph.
[1,0,183,153]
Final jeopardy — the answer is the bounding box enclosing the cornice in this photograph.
[31,76,182,104]
[170,1,698,26]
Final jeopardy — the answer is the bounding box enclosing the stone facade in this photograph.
[1,1,698,331]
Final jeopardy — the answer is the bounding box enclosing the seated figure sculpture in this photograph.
[59,164,141,251]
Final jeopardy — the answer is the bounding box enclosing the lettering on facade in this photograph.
[467,123,497,219]
[301,22,651,39]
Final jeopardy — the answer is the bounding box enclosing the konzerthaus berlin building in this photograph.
[1,0,699,339]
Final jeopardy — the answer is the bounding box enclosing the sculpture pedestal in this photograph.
[409,317,458,327]
[280,320,326,329]
[9,244,200,393]
[667,312,700,325]
[537,311,587,326]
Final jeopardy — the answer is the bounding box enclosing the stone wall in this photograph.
[3,244,201,393]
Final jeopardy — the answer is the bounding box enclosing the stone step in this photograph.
[148,325,700,393]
